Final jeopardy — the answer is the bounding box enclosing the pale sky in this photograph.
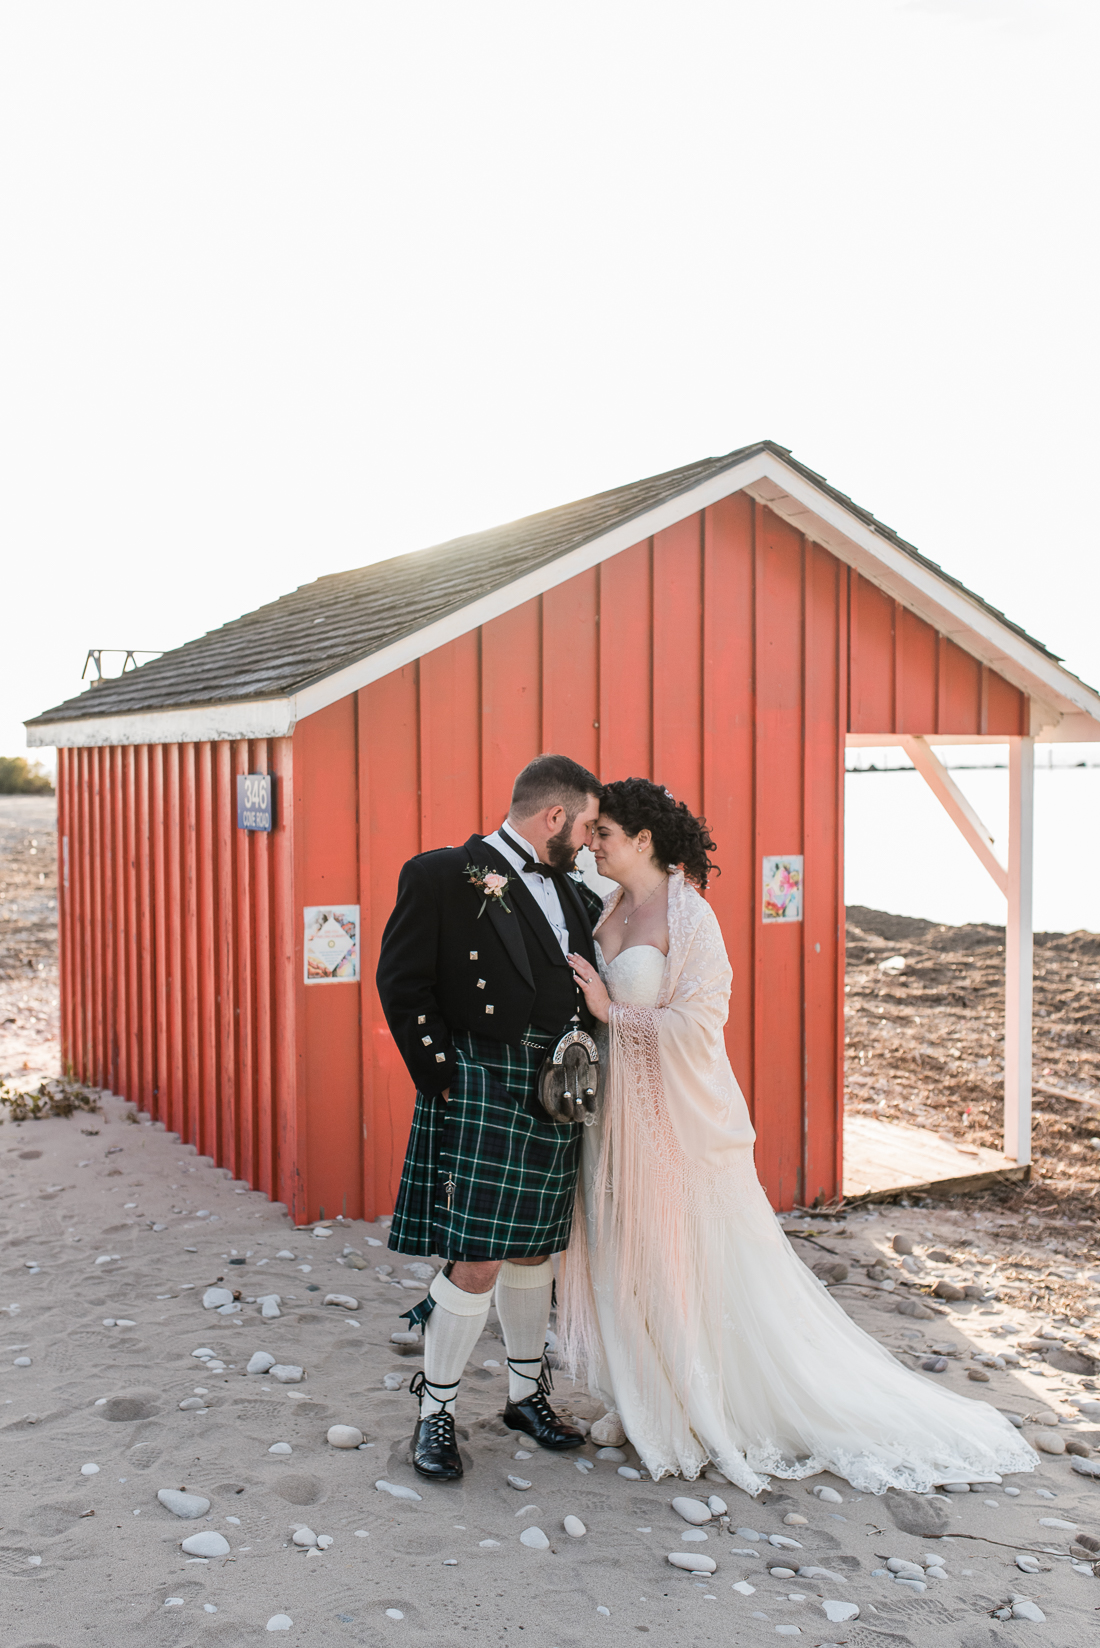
[3,0,1098,765]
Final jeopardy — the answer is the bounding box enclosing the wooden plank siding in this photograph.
[56,736,300,1216]
[53,497,1030,1221]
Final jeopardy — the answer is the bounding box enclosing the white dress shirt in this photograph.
[482,823,571,956]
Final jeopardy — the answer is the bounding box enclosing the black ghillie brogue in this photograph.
[409,1371,463,1481]
[502,1354,585,1452]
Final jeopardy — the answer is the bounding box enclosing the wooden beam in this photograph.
[898,735,1008,894]
[1004,737,1035,1166]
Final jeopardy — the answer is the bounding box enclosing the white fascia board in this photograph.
[745,459,1100,726]
[25,695,295,749]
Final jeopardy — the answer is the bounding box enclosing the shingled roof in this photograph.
[28,438,1064,730]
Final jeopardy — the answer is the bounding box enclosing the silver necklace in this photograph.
[622,876,665,927]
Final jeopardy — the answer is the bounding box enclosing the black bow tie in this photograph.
[500,826,565,880]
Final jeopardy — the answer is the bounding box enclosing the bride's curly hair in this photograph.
[599,778,718,890]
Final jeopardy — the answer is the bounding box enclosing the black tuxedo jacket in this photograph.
[376,835,600,1096]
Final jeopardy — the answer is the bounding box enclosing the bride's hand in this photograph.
[567,953,611,1024]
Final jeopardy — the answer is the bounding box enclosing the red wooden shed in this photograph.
[27,442,1100,1221]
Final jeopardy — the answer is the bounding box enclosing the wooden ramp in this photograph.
[842,1113,1028,1201]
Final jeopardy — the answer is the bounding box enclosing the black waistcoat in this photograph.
[505,865,590,1035]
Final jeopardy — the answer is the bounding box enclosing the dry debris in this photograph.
[846,904,1100,1226]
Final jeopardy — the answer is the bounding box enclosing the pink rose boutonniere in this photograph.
[465,864,513,917]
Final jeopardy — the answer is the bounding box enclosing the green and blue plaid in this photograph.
[388,1029,582,1261]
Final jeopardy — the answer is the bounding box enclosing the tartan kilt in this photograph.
[388,1030,583,1261]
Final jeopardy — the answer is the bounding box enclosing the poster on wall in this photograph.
[304,905,360,981]
[762,856,803,922]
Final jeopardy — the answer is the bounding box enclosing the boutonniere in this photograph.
[465,863,513,917]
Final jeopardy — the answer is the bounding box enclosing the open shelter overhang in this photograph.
[26,446,1100,750]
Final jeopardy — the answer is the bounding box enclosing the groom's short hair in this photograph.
[511,754,600,821]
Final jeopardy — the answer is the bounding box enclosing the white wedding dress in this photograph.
[558,870,1035,1496]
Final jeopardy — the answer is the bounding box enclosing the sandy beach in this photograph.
[4,1085,1100,1647]
[5,794,1100,1643]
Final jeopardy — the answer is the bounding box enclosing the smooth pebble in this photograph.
[1011,1600,1046,1622]
[269,1442,292,1455]
[707,1495,727,1515]
[266,1617,293,1632]
[508,1475,532,1490]
[672,1496,712,1525]
[375,1480,422,1502]
[202,1287,234,1309]
[383,1373,404,1391]
[520,1526,550,1549]
[813,1485,843,1503]
[80,1463,100,1476]
[182,1531,231,1557]
[563,1515,586,1538]
[668,1551,716,1572]
[731,1581,756,1595]
[1031,1429,1066,1455]
[248,1351,277,1374]
[617,1466,641,1479]
[292,1528,318,1547]
[323,1293,359,1310]
[327,1425,364,1449]
[821,1600,860,1622]
[596,1605,610,1617]
[13,1356,31,1367]
[270,1364,304,1384]
[157,1488,211,1518]
[595,1446,626,1462]
[682,1530,709,1542]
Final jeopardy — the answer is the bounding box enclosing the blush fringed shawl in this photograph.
[558,870,758,1471]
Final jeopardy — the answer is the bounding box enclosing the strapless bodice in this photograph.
[596,941,666,1007]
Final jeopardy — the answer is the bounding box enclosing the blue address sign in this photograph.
[237,773,275,832]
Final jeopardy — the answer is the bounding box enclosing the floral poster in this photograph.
[304,905,360,982]
[762,856,803,922]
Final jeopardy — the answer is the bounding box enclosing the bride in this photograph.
[562,777,1034,1496]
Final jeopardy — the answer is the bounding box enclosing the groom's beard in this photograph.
[545,819,580,873]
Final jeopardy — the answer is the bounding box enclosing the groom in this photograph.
[376,753,603,1482]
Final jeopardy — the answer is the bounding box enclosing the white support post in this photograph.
[1004,737,1035,1165]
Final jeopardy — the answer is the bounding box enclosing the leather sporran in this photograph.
[537,1020,602,1124]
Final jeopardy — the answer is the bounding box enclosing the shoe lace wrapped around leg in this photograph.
[507,1351,560,1422]
[409,1368,460,1422]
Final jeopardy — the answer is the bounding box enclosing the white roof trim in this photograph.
[26,696,295,748]
[29,449,1100,748]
